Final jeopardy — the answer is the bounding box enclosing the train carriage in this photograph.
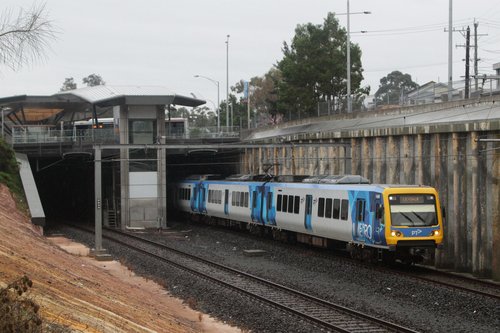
[174,174,444,264]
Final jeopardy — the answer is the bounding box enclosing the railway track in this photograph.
[70,225,417,333]
[402,265,500,300]
[310,250,500,301]
[184,218,500,301]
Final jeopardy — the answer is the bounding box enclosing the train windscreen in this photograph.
[389,194,437,227]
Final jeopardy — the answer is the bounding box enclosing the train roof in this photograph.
[178,176,435,191]
[302,175,370,184]
[187,174,370,184]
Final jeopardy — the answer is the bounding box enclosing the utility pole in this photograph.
[448,0,453,101]
[474,21,479,91]
[455,22,486,99]
[465,26,470,99]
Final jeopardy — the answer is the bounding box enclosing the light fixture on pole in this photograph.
[194,75,220,133]
[226,34,230,129]
[341,1,370,113]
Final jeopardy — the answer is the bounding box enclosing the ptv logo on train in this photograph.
[411,229,423,236]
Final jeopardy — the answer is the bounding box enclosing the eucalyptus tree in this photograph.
[375,70,419,106]
[82,74,105,87]
[277,12,367,118]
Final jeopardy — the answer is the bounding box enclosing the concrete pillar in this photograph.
[326,145,333,175]
[298,146,304,175]
[416,134,424,185]
[453,132,468,271]
[402,135,414,185]
[471,132,489,277]
[374,137,385,183]
[471,132,481,276]
[351,138,361,176]
[386,135,399,184]
[319,146,326,175]
[258,147,263,174]
[157,107,167,229]
[492,134,500,281]
[329,146,340,175]
[119,108,129,229]
[362,137,372,180]
[434,133,452,268]
[291,145,297,175]
[276,146,281,175]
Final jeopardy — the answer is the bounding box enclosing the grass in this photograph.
[0,138,28,211]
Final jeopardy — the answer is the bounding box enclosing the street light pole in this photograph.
[340,2,370,113]
[347,0,351,113]
[194,75,220,133]
[226,34,230,130]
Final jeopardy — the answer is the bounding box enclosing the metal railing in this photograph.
[12,125,240,145]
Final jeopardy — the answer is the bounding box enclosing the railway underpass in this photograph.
[1,86,499,280]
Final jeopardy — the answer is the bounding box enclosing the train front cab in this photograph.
[383,187,444,263]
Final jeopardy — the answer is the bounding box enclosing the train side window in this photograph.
[267,192,273,210]
[325,198,333,218]
[318,197,325,217]
[333,199,340,219]
[294,195,300,214]
[340,199,349,220]
[244,192,249,207]
[218,190,222,204]
[277,194,282,212]
[282,195,288,212]
[231,191,235,206]
[252,191,257,208]
[288,195,294,213]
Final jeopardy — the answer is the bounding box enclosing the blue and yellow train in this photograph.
[175,174,444,263]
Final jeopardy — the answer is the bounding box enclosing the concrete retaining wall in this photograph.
[240,118,499,280]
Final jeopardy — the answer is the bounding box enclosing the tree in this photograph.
[82,73,105,87]
[60,77,77,91]
[375,71,419,106]
[0,2,56,71]
[277,12,368,118]
[234,68,282,126]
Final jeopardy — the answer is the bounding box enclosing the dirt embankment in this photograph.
[0,184,240,333]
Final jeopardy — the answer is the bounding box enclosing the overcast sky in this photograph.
[2,0,499,108]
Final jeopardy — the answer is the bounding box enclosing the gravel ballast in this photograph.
[55,221,500,333]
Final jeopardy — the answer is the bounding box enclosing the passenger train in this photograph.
[175,174,444,264]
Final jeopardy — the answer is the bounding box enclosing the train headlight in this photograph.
[391,231,402,237]
[430,230,440,236]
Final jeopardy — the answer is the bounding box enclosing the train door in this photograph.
[262,187,276,226]
[199,185,207,213]
[224,189,229,215]
[251,190,260,223]
[190,185,199,212]
[304,194,313,230]
[372,193,385,245]
[354,198,366,242]
[251,185,273,225]
[352,193,375,244]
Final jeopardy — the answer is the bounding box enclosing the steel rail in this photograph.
[73,225,418,333]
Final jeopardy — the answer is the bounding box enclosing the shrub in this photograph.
[0,275,42,333]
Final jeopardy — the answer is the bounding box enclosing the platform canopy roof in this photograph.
[0,85,206,126]
[54,85,206,107]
